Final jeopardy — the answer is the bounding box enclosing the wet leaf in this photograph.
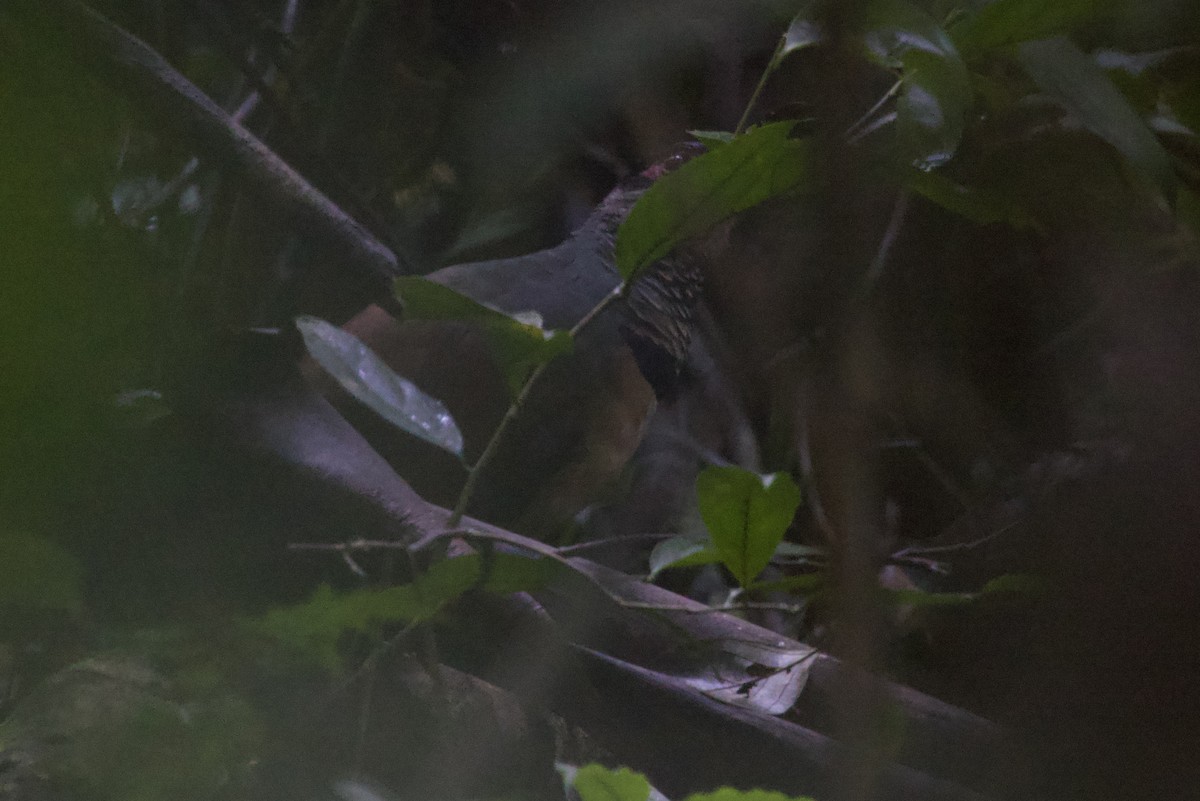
[781,6,823,58]
[296,315,464,456]
[864,0,972,169]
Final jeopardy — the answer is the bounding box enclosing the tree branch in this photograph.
[5,0,403,295]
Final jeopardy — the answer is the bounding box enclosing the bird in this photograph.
[306,162,706,539]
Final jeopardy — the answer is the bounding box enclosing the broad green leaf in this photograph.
[864,0,972,169]
[394,276,572,396]
[1018,38,1174,194]
[296,315,464,456]
[251,557,482,667]
[952,0,1106,57]
[685,789,815,801]
[647,536,722,579]
[615,121,811,280]
[696,467,802,588]
[570,764,651,801]
[904,168,1043,231]
[0,530,83,617]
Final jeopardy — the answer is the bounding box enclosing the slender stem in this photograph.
[447,286,623,527]
[735,33,787,135]
[843,76,904,141]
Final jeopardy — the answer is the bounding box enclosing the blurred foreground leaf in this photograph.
[1018,37,1174,195]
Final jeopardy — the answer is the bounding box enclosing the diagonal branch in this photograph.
[5,0,403,294]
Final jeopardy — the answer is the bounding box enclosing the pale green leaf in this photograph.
[647,536,721,579]
[296,315,464,456]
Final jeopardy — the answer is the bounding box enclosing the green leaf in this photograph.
[296,315,464,456]
[479,552,556,594]
[1017,37,1174,194]
[904,168,1044,231]
[689,129,735,150]
[647,536,722,579]
[394,276,573,396]
[864,0,972,169]
[615,121,812,280]
[952,0,1106,57]
[0,530,83,617]
[685,789,815,801]
[251,557,482,667]
[570,764,651,801]
[696,467,802,588]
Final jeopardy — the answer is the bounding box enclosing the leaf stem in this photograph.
[735,32,787,135]
[447,286,623,527]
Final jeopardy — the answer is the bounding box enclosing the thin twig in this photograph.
[448,286,622,527]
[734,32,788,135]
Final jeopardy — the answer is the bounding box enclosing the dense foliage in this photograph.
[2,1,1199,799]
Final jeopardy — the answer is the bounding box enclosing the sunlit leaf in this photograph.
[296,315,464,456]
[1018,37,1174,194]
[394,276,572,396]
[615,121,811,280]
[864,0,972,169]
[952,0,1106,57]
[569,764,651,801]
[696,467,802,588]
